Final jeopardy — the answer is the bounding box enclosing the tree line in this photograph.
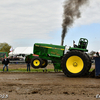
[0,43,11,54]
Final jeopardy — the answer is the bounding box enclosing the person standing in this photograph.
[2,55,10,71]
[25,56,31,72]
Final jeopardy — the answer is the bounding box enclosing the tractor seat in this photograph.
[78,41,87,49]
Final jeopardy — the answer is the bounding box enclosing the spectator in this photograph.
[25,56,31,72]
[96,52,99,57]
[2,55,10,71]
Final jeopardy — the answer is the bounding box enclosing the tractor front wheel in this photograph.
[31,57,42,69]
[41,59,48,68]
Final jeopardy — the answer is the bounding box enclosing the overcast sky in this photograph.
[0,0,100,52]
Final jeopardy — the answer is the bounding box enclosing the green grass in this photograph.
[0,68,61,72]
[89,68,95,72]
[0,68,94,72]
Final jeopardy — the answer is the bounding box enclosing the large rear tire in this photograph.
[61,50,89,77]
[31,57,42,69]
[85,53,92,73]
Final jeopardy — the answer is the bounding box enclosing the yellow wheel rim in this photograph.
[33,60,40,66]
[66,56,84,73]
[42,61,45,66]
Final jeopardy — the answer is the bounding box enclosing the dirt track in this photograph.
[0,64,99,100]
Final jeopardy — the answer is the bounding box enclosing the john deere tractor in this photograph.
[27,38,91,77]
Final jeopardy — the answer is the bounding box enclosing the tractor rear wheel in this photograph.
[61,50,89,77]
[31,57,42,69]
[85,53,92,74]
[41,59,48,68]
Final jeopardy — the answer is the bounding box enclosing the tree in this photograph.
[0,42,11,53]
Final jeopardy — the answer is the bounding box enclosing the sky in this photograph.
[0,0,100,52]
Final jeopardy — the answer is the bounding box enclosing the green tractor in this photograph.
[27,38,91,77]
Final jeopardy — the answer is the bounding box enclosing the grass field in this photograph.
[0,68,94,72]
[0,63,95,72]
[0,68,56,72]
